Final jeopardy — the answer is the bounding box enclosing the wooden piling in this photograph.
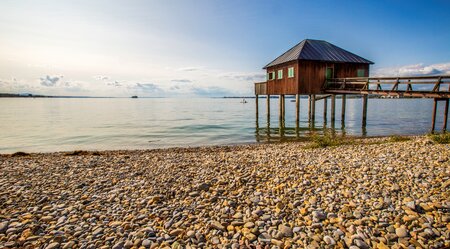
[281,95,285,121]
[341,94,346,123]
[362,95,368,127]
[444,98,449,132]
[331,94,336,124]
[256,94,259,121]
[279,95,283,122]
[308,95,312,121]
[431,98,437,133]
[295,94,300,123]
[323,97,328,123]
[311,94,316,123]
[267,95,270,122]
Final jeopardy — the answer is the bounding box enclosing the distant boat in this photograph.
[131,96,138,98]
[240,98,247,103]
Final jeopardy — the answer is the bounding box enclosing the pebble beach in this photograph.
[0,136,449,249]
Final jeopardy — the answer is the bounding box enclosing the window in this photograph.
[288,67,294,78]
[357,69,366,77]
[267,72,275,80]
[277,69,283,79]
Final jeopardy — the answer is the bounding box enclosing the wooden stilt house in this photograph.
[255,39,374,95]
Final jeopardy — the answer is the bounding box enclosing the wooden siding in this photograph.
[266,61,298,95]
[254,82,267,95]
[298,61,370,94]
[264,60,370,95]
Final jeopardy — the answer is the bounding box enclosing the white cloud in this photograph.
[40,75,62,87]
[373,62,450,77]
[128,83,163,93]
[220,72,265,82]
[171,79,192,83]
[107,81,122,87]
[94,75,109,81]
[177,66,204,72]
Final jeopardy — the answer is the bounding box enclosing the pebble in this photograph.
[396,227,409,238]
[323,235,336,245]
[142,239,151,247]
[278,224,293,237]
[0,136,447,248]
[45,242,60,249]
[0,221,8,233]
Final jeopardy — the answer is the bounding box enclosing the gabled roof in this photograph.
[263,39,374,69]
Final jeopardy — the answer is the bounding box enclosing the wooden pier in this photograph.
[254,39,449,134]
[255,75,450,133]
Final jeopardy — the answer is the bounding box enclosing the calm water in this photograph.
[0,97,447,153]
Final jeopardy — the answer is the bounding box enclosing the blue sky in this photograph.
[0,0,449,96]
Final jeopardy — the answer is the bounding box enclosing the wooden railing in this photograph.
[325,75,450,98]
[255,81,267,95]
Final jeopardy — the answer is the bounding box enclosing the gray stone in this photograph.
[312,210,326,221]
[112,241,124,249]
[396,227,409,238]
[354,239,369,249]
[210,221,225,231]
[323,235,336,245]
[258,232,271,243]
[45,242,60,249]
[0,221,8,233]
[142,239,151,247]
[278,224,293,237]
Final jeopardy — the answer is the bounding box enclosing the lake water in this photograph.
[0,97,447,153]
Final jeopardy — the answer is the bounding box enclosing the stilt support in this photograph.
[295,94,300,123]
[279,95,283,122]
[362,95,368,127]
[323,97,328,124]
[266,95,270,122]
[431,98,437,133]
[308,95,312,121]
[311,94,316,124]
[256,94,259,121]
[331,94,336,124]
[341,94,346,123]
[444,98,449,132]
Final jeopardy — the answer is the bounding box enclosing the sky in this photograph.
[0,0,449,97]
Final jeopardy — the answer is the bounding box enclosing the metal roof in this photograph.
[263,39,374,69]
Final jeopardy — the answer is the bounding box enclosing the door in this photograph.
[326,67,334,80]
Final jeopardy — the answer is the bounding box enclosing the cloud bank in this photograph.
[373,62,450,77]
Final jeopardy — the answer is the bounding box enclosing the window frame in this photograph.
[277,69,283,79]
[267,71,275,80]
[288,67,294,78]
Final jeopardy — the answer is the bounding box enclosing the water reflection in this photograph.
[254,113,358,142]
